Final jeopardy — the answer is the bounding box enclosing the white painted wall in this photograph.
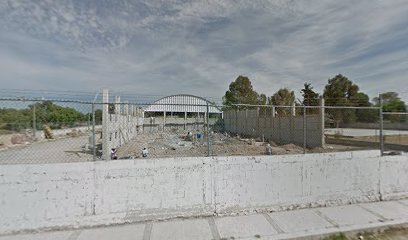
[380,153,408,200]
[214,151,381,214]
[0,150,407,234]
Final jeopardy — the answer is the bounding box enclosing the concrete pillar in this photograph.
[291,102,296,116]
[272,106,276,118]
[184,112,187,130]
[102,89,110,160]
[163,111,166,131]
[124,101,129,115]
[204,111,207,131]
[319,97,325,148]
[115,96,121,115]
[256,107,260,136]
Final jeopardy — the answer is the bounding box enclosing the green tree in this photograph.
[94,109,102,124]
[373,92,407,122]
[223,75,260,109]
[301,83,320,114]
[353,92,379,123]
[323,74,360,127]
[0,108,31,131]
[270,88,295,116]
[28,101,86,128]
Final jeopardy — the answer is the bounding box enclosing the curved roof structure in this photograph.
[144,94,222,113]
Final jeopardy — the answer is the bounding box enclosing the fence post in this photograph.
[379,94,384,156]
[102,89,110,160]
[303,105,306,154]
[206,102,211,157]
[319,97,325,148]
[92,102,96,161]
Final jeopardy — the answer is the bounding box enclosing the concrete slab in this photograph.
[359,201,408,220]
[215,214,278,239]
[150,219,212,240]
[268,209,334,233]
[76,224,145,240]
[0,231,73,240]
[317,205,381,227]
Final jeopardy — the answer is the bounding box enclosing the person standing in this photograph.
[142,147,149,157]
[265,144,272,155]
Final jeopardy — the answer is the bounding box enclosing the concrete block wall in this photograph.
[380,154,408,200]
[224,110,323,147]
[1,150,407,234]
[214,151,381,214]
[0,158,213,234]
[106,114,143,150]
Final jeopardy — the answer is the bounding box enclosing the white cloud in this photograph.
[0,0,407,103]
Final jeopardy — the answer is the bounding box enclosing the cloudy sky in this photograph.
[0,0,407,103]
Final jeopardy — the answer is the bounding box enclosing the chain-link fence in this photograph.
[381,112,408,154]
[1,95,407,165]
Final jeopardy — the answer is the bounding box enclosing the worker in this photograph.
[265,143,272,155]
[142,147,149,157]
[110,148,118,160]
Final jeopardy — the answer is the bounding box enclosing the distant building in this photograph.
[143,94,222,131]
[144,94,222,118]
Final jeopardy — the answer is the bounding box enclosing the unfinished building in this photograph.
[143,94,222,131]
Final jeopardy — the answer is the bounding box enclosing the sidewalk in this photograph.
[1,199,408,240]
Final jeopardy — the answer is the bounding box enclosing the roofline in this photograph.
[146,94,222,112]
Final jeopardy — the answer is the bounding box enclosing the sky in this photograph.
[0,0,408,104]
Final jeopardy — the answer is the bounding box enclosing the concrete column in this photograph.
[257,107,260,136]
[124,101,129,115]
[102,89,110,160]
[184,112,187,130]
[245,109,248,136]
[163,111,166,131]
[115,96,121,115]
[319,97,325,148]
[204,111,207,131]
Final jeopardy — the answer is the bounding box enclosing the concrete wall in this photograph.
[380,154,408,200]
[214,151,381,214]
[224,110,324,147]
[102,90,144,159]
[0,158,213,234]
[1,150,407,234]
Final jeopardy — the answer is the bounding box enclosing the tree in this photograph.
[28,101,86,128]
[323,74,360,127]
[223,75,260,109]
[270,88,295,116]
[271,88,295,106]
[373,92,407,122]
[94,109,102,124]
[301,83,320,114]
[353,92,378,123]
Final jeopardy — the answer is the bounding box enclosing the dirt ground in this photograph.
[0,128,368,164]
[116,129,365,159]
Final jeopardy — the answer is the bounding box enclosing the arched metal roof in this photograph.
[144,94,222,113]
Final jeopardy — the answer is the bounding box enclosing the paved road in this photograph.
[325,128,408,137]
[1,199,407,240]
